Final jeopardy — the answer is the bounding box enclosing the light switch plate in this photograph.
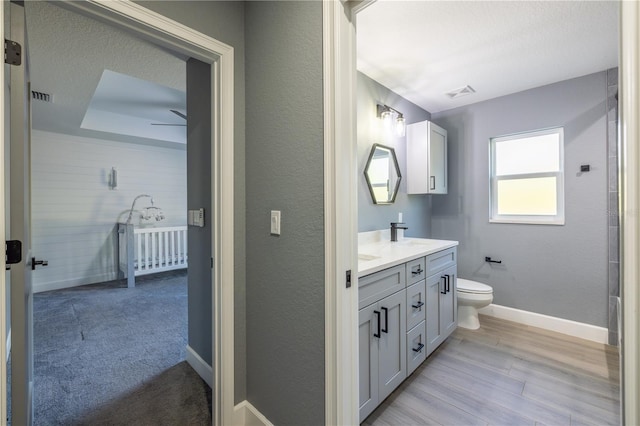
[270,210,281,235]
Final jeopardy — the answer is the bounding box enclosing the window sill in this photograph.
[489,218,565,225]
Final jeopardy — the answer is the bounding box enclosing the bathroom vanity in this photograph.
[358,234,458,421]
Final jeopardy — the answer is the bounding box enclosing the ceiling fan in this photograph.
[151,109,187,126]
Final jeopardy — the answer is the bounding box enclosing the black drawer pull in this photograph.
[440,276,447,294]
[444,274,450,293]
[411,268,424,276]
[413,343,425,353]
[373,310,381,338]
[381,307,389,333]
[412,301,424,309]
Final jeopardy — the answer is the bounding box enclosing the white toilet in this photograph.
[457,278,493,330]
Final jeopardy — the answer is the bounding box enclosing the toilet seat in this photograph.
[457,278,492,294]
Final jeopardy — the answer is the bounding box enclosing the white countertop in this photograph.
[358,231,458,277]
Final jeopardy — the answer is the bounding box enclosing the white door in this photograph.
[6,3,39,424]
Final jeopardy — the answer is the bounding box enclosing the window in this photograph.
[490,127,564,225]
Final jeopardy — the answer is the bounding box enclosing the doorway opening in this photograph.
[354,1,620,424]
[2,1,235,424]
[25,2,199,423]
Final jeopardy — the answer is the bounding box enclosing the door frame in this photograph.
[322,1,373,424]
[0,1,235,425]
[620,1,640,424]
[0,2,7,421]
[324,1,640,425]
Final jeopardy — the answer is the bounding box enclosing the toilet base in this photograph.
[457,305,480,330]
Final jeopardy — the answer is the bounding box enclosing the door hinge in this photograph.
[346,269,352,289]
[4,39,22,66]
[6,240,22,266]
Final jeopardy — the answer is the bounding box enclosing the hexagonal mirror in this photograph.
[364,143,401,204]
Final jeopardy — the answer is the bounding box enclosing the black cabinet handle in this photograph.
[444,274,450,293]
[412,301,424,310]
[381,307,389,333]
[411,268,424,276]
[373,310,381,338]
[412,343,425,353]
[440,276,447,294]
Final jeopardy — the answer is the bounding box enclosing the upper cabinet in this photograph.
[406,121,448,194]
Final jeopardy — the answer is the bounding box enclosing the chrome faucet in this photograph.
[390,222,408,242]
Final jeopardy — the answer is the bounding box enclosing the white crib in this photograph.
[118,223,188,288]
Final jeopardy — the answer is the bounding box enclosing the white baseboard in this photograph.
[186,345,213,388]
[33,272,118,293]
[234,400,273,426]
[6,328,10,362]
[478,303,609,344]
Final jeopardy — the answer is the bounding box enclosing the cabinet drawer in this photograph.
[407,320,426,375]
[406,257,426,284]
[425,247,456,276]
[406,280,426,331]
[359,264,406,309]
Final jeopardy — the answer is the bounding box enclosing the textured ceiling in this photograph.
[25,1,186,147]
[357,1,619,114]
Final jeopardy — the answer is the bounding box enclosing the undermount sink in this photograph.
[358,253,380,262]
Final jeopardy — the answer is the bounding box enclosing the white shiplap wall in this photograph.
[31,130,187,293]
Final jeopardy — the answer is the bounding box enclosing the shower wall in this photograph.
[607,67,620,346]
[31,129,187,293]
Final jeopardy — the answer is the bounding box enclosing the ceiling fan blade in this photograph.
[170,109,187,120]
[151,123,187,126]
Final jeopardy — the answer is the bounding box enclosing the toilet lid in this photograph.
[457,278,493,294]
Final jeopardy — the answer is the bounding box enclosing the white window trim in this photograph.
[489,127,565,225]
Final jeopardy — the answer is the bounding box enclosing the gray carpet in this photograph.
[31,270,211,425]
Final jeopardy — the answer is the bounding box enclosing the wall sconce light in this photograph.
[109,167,118,190]
[377,104,406,137]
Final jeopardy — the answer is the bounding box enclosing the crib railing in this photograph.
[118,223,188,287]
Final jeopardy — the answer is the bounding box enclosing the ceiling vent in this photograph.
[31,90,52,103]
[446,85,476,99]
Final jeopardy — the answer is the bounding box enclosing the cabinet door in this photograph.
[358,304,380,422]
[425,273,443,355]
[406,120,429,194]
[377,290,407,402]
[428,122,447,194]
[440,265,458,339]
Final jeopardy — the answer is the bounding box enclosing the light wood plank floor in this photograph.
[363,315,620,426]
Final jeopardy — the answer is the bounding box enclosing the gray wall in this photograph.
[186,58,212,365]
[358,72,432,236]
[245,2,325,424]
[133,1,247,402]
[431,71,609,327]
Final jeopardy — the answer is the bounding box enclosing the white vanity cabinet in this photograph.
[407,120,448,194]
[358,246,457,422]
